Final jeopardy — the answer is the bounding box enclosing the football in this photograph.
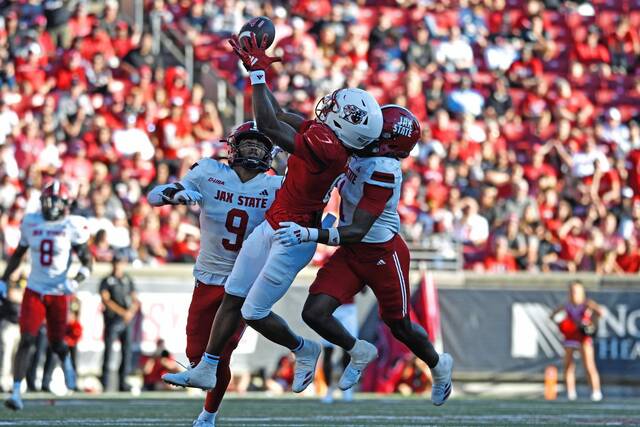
[238,16,276,49]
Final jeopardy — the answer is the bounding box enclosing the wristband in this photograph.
[327,228,340,246]
[307,228,319,242]
[250,70,266,85]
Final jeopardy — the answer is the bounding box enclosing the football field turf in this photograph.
[0,393,638,426]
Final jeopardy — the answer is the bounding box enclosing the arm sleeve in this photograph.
[356,183,394,217]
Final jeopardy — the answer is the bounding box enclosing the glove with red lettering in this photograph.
[229,33,282,72]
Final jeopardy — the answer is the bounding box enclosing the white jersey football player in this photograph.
[148,122,281,427]
[1,181,91,411]
[275,106,454,406]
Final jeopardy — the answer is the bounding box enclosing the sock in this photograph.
[12,381,21,397]
[347,339,358,354]
[292,337,304,352]
[198,408,216,422]
[202,353,220,367]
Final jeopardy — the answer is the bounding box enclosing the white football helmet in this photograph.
[315,88,383,150]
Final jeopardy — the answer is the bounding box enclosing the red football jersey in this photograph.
[266,120,348,228]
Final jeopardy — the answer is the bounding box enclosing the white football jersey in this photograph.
[339,156,402,243]
[19,213,90,295]
[179,158,282,285]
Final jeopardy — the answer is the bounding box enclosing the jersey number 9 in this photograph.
[222,209,249,252]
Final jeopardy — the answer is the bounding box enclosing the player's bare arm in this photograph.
[252,84,298,153]
[0,244,28,285]
[72,243,93,283]
[265,89,305,131]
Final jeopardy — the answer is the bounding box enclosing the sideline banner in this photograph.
[439,288,640,380]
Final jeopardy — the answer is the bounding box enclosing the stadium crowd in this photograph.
[0,0,640,274]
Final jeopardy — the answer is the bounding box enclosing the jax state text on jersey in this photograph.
[213,190,270,209]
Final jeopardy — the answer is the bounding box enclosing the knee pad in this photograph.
[241,300,269,321]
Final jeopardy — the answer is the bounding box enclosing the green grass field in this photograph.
[0,393,639,426]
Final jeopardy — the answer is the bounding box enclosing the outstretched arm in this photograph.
[252,83,298,153]
[230,34,299,153]
[265,89,306,131]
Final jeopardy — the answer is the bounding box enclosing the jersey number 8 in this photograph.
[40,239,54,266]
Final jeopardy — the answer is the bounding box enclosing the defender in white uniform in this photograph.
[1,181,91,411]
[275,105,454,406]
[149,122,280,427]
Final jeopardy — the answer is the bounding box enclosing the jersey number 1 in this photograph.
[222,209,249,252]
[40,239,54,266]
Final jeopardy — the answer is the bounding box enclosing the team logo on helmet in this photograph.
[392,116,414,137]
[341,104,368,125]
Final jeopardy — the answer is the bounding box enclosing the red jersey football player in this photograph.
[0,181,92,410]
[163,33,383,394]
[275,106,454,406]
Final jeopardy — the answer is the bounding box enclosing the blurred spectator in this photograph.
[142,339,179,391]
[446,76,484,117]
[385,355,431,396]
[266,353,295,394]
[435,26,474,71]
[100,252,139,392]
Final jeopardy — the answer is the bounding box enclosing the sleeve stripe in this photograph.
[371,171,395,184]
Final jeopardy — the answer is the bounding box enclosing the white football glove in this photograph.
[63,279,79,295]
[0,280,7,299]
[163,189,203,205]
[274,222,311,247]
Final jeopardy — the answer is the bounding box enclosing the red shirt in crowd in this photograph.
[574,43,611,66]
[627,149,640,197]
[484,254,517,272]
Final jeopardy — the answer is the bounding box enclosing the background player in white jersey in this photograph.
[148,122,281,427]
[0,181,92,410]
[275,106,454,406]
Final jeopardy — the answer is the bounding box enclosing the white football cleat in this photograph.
[431,353,453,406]
[162,362,217,391]
[321,387,335,404]
[292,339,321,393]
[342,387,354,402]
[339,340,378,391]
[5,395,23,411]
[568,390,577,401]
[591,390,603,402]
[193,418,215,427]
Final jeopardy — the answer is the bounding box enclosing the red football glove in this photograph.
[229,33,282,72]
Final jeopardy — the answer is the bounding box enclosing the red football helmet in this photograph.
[223,121,274,172]
[40,180,71,221]
[365,105,421,159]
